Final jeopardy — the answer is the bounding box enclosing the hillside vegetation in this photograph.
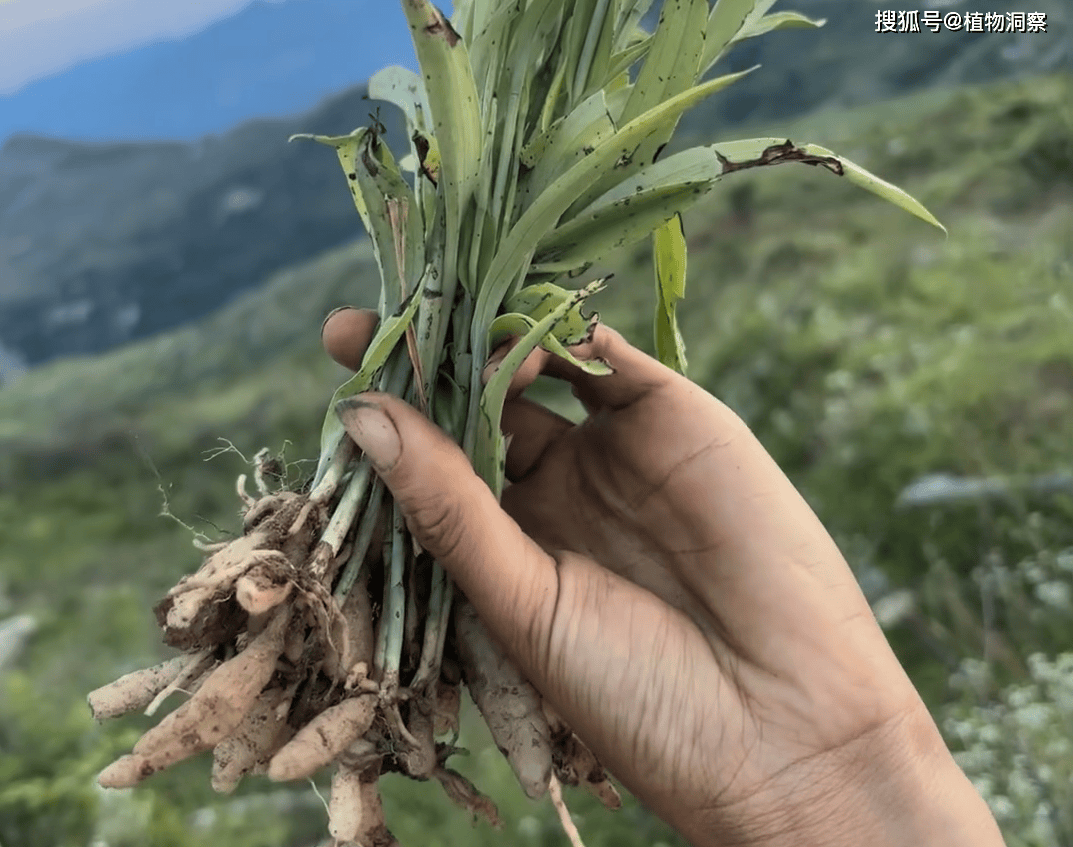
[2,0,1067,372]
[1,72,1071,846]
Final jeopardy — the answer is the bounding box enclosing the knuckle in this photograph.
[403,487,470,563]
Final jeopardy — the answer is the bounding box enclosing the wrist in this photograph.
[779,707,1005,847]
[685,706,1006,847]
[820,706,1005,847]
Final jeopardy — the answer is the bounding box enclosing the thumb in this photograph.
[334,392,558,660]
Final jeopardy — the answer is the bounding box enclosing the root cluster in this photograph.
[89,453,618,846]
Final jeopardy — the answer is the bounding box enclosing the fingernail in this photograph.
[335,398,401,472]
[321,305,358,337]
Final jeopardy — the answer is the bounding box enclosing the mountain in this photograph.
[0,0,1068,372]
[0,84,406,371]
[681,0,1070,135]
[0,0,414,144]
[1,73,1069,847]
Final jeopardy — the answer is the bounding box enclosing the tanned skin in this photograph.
[323,307,1005,847]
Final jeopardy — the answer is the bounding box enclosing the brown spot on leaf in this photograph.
[716,139,844,176]
[424,7,461,46]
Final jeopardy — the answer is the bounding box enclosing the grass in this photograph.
[1,72,1070,846]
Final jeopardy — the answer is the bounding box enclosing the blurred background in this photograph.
[0,0,1070,845]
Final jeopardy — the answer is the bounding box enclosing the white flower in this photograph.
[1013,702,1052,731]
[971,775,995,798]
[1034,580,1071,609]
[955,747,997,772]
[1054,549,1073,573]
[1007,768,1039,803]
[1007,685,1040,710]
[988,794,1016,821]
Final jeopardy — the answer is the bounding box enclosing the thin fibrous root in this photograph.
[236,474,256,508]
[235,559,296,615]
[252,447,275,496]
[549,773,587,847]
[144,649,216,716]
[193,538,230,553]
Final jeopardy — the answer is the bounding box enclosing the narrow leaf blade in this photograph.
[653,213,688,373]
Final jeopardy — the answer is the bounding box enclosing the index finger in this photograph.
[541,324,677,414]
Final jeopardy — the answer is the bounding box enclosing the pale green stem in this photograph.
[410,561,446,690]
[333,478,385,601]
[308,438,356,503]
[434,580,453,669]
[405,554,420,671]
[378,501,407,682]
[318,459,372,556]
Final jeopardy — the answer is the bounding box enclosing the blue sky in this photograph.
[0,0,435,142]
[0,0,268,95]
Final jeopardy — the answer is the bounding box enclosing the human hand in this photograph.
[321,307,1004,847]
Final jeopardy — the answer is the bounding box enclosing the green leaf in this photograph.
[368,65,431,132]
[532,180,708,273]
[565,66,756,218]
[290,129,373,233]
[481,66,757,321]
[710,137,946,232]
[314,272,427,486]
[487,0,565,243]
[733,10,826,42]
[487,312,613,375]
[603,35,653,85]
[613,0,656,52]
[475,278,608,495]
[701,0,756,74]
[357,133,425,308]
[561,0,600,104]
[536,59,569,134]
[292,128,424,310]
[653,213,688,373]
[465,0,521,96]
[517,90,617,201]
[572,0,616,98]
[452,0,498,44]
[504,280,604,346]
[619,0,708,126]
[800,142,946,233]
[413,213,447,402]
[400,0,483,298]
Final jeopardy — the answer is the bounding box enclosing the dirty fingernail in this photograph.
[335,398,401,472]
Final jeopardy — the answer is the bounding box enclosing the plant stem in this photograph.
[333,479,385,601]
[377,501,408,683]
[317,459,372,556]
[411,561,445,690]
[309,438,356,503]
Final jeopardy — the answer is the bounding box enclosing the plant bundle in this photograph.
[88,0,942,843]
